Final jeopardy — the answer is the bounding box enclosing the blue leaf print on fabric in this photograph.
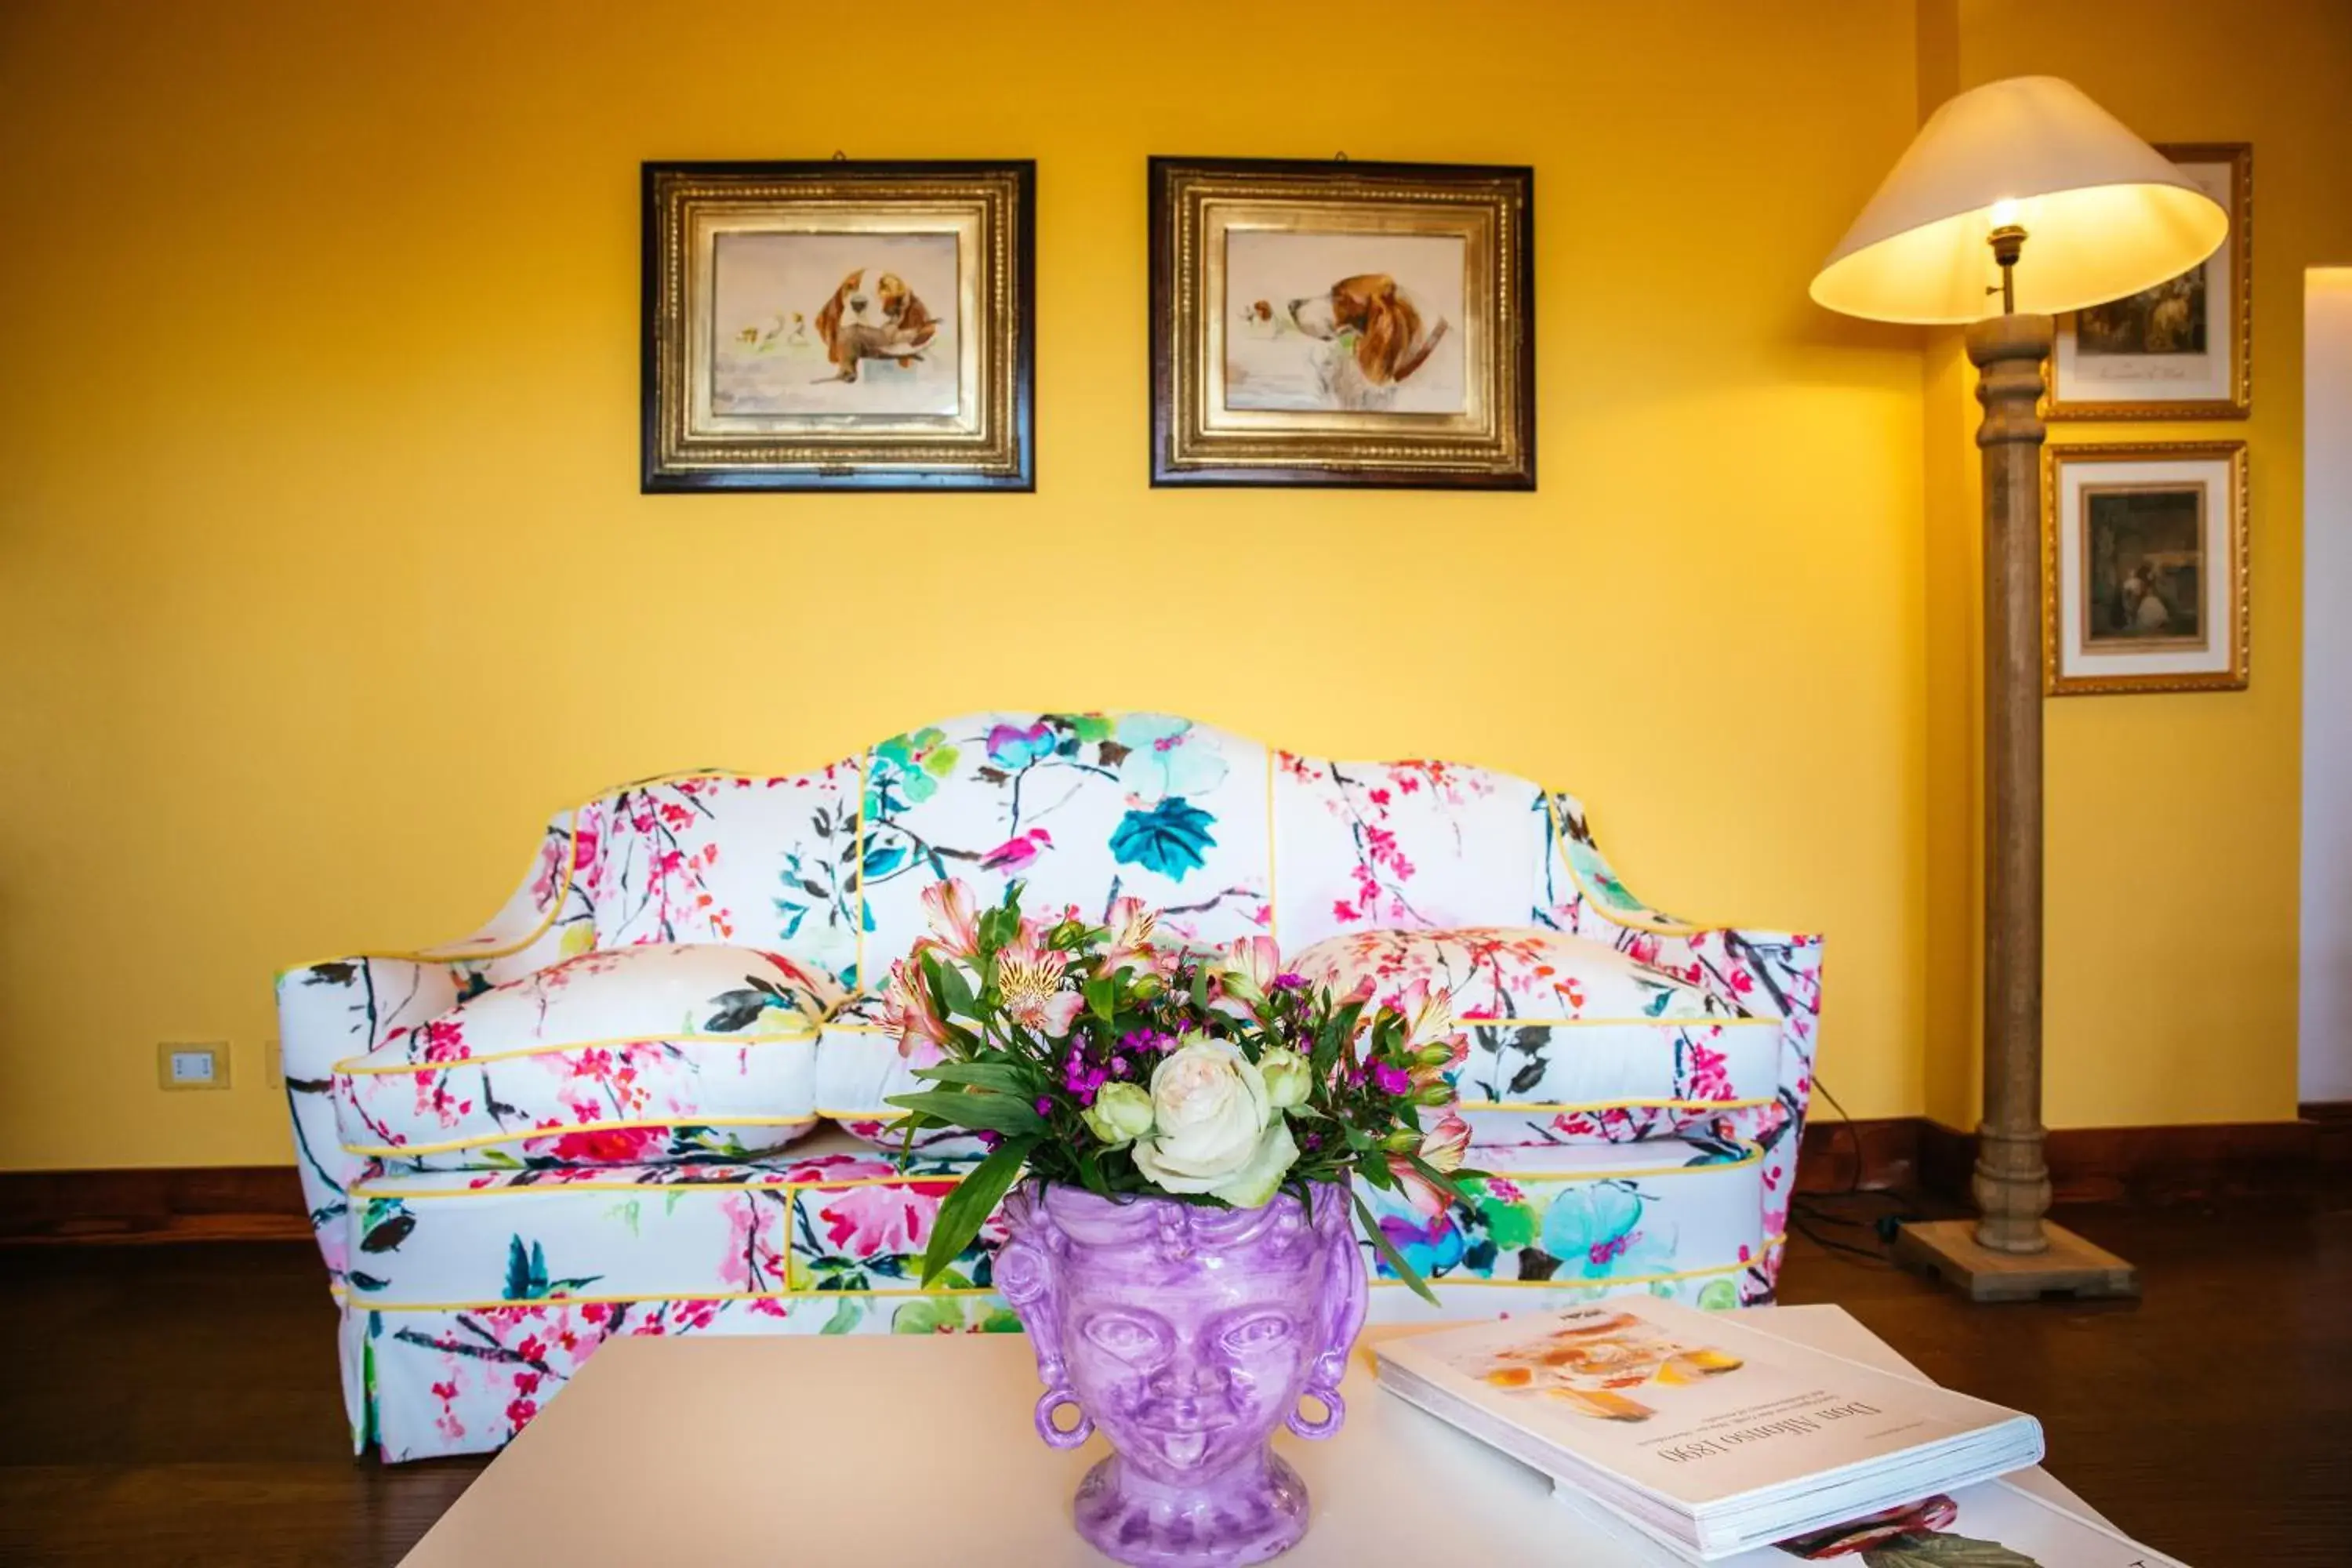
[1109,797,1218,880]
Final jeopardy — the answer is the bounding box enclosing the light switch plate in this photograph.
[158,1041,231,1091]
[264,1036,285,1090]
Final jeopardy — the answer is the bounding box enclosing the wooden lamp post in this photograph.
[1809,77,2227,1301]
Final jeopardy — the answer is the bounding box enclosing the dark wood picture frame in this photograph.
[641,159,1035,492]
[1149,155,1535,490]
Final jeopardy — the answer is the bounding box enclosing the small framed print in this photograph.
[2044,441,2248,695]
[641,160,1034,492]
[1149,156,1534,489]
[2048,143,2251,420]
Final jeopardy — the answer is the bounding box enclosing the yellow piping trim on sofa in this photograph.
[1543,792,1702,937]
[853,750,870,993]
[340,1114,821,1160]
[350,1284,1002,1313]
[1365,1241,1783,1294]
[823,1103,1777,1140]
[1264,747,1279,950]
[331,1028,818,1078]
[1457,1014,1778,1029]
[352,1168,976,1200]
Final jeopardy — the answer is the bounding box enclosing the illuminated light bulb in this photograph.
[1988,197,2021,230]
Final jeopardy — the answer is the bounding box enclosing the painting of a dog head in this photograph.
[710,230,960,418]
[1222,230,1466,414]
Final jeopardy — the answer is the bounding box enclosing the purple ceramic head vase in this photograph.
[996,1181,1368,1567]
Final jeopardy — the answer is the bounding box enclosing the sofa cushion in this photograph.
[1287,927,1782,1146]
[336,1127,994,1311]
[1355,1136,1775,1309]
[333,944,840,1168]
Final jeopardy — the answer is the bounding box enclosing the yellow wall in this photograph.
[0,0,2336,1171]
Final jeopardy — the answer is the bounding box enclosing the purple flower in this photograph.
[1035,1096,1054,1116]
[1373,1062,1412,1096]
[975,1130,1004,1152]
[1271,973,1308,991]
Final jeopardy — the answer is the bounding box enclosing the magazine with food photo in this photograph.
[1374,1298,2044,1558]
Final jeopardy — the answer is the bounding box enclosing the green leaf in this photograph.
[919,1137,1036,1287]
[1084,975,1117,1025]
[819,1298,862,1334]
[1352,1190,1439,1306]
[914,1061,1035,1094]
[883,1089,1047,1134]
[924,949,976,1020]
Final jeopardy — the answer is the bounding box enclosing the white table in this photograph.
[399,1305,2111,1565]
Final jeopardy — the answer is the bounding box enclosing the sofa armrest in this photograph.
[276,954,460,1290]
[1541,789,1823,1283]
[273,804,588,1290]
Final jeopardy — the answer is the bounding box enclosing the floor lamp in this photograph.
[1809,78,2228,1301]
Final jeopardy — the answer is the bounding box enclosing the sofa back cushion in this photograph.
[577,764,864,986]
[1271,753,1554,953]
[856,713,1272,986]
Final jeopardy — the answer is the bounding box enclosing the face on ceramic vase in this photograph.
[1001,1185,1360,1485]
[1061,1261,1316,1481]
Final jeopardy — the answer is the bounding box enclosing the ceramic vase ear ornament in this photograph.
[996,1180,1369,1568]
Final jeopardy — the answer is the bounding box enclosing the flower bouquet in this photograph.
[881,880,1474,1566]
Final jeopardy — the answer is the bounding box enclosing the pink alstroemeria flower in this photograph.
[1396,978,1456,1050]
[999,920,1085,1037]
[919,878,982,960]
[1214,940,1289,1025]
[882,954,955,1060]
[1100,896,1159,973]
[1389,1110,1472,1218]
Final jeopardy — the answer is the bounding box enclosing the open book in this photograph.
[1372,1298,2045,1560]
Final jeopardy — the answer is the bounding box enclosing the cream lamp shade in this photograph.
[1810,74,2227,324]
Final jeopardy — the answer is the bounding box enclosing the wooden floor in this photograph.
[2,1198,2347,1566]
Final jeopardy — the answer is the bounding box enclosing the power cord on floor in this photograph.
[1788,1075,1919,1268]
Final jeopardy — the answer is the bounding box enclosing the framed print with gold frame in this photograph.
[2047,143,2251,420]
[2044,441,2248,695]
[642,160,1033,492]
[1149,156,1534,489]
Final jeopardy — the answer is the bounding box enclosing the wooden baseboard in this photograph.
[0,1165,310,1245]
[4,1110,2339,1246]
[1800,1113,2331,1205]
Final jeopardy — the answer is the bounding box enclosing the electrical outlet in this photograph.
[158,1041,231,1091]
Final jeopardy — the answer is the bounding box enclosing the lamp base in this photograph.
[1891,1218,2140,1303]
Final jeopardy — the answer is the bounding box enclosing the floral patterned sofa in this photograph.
[278,712,1821,1460]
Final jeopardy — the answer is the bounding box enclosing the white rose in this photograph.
[1131,1036,1299,1207]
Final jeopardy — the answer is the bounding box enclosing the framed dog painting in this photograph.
[1149,157,1534,489]
[2043,441,2249,695]
[2048,144,2251,420]
[641,160,1034,491]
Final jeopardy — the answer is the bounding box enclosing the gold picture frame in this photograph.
[2046,143,2251,420]
[641,160,1033,492]
[2043,441,2249,695]
[1150,157,1534,489]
